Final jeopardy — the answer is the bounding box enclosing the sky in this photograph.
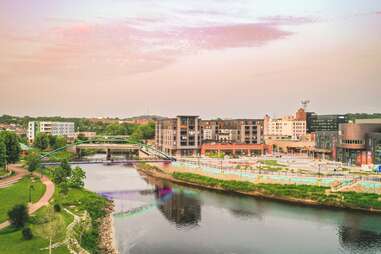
[0,0,380,119]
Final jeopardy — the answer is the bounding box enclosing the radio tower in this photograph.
[301,100,310,111]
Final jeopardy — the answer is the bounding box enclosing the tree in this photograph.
[54,136,67,150]
[0,140,7,170]
[34,133,49,150]
[25,150,41,173]
[60,159,72,177]
[22,227,33,240]
[0,131,21,163]
[69,166,86,188]
[8,204,29,228]
[52,167,67,185]
[36,205,65,254]
[104,124,127,136]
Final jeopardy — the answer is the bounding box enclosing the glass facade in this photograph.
[307,114,348,133]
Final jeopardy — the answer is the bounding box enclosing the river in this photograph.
[82,163,381,254]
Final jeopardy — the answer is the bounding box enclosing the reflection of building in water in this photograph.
[338,226,381,252]
[155,186,201,228]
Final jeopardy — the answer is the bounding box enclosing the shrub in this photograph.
[54,203,62,212]
[22,227,33,240]
[8,204,29,228]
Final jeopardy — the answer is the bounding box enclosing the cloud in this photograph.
[3,13,305,77]
[259,15,318,25]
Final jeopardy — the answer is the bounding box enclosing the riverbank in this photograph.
[136,163,381,214]
[99,201,118,254]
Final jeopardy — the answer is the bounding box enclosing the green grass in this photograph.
[55,186,108,253]
[258,159,286,167]
[0,206,72,254]
[0,177,46,223]
[172,172,381,210]
[0,169,9,177]
[45,151,75,162]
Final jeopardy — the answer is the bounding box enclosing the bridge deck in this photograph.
[75,143,140,150]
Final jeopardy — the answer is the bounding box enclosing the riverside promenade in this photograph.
[0,165,55,230]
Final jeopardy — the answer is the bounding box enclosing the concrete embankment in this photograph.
[136,165,381,214]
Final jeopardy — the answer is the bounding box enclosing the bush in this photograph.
[54,203,62,212]
[8,204,29,228]
[22,227,33,240]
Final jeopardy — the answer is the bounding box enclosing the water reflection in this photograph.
[155,185,201,228]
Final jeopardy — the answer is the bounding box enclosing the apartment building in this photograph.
[201,119,263,144]
[264,114,307,141]
[27,121,75,143]
[155,116,201,156]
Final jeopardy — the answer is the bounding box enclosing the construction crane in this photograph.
[301,100,310,111]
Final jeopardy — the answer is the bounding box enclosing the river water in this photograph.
[82,163,381,254]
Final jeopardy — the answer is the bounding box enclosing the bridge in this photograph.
[40,136,175,164]
[74,143,140,160]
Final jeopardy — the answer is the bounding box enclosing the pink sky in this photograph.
[0,0,381,118]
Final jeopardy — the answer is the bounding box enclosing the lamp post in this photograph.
[29,184,34,203]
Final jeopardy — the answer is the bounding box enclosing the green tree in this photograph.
[25,150,41,173]
[54,136,67,149]
[34,133,49,150]
[8,204,29,228]
[60,159,72,177]
[53,167,67,185]
[69,166,86,188]
[0,131,21,163]
[106,123,128,135]
[0,140,7,170]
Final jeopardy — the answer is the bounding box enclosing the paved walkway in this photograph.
[0,164,28,189]
[0,165,55,230]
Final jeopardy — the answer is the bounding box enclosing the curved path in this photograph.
[0,164,28,189]
[0,165,55,230]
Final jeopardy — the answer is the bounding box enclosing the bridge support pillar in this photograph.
[76,148,81,159]
[106,149,111,160]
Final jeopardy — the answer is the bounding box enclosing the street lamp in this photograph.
[29,184,34,203]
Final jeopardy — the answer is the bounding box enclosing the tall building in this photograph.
[27,121,75,143]
[306,113,348,133]
[155,116,201,156]
[264,110,307,141]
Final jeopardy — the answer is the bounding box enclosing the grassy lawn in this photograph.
[0,173,109,254]
[0,169,9,177]
[0,206,71,254]
[0,177,46,223]
[172,172,381,210]
[258,159,287,167]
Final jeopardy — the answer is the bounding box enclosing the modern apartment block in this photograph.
[201,119,264,144]
[155,116,202,156]
[264,110,307,141]
[27,121,75,143]
[155,117,264,157]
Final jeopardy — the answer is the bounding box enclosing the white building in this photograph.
[264,115,306,141]
[28,121,75,143]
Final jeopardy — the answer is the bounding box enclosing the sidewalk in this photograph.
[0,165,55,230]
[0,164,28,189]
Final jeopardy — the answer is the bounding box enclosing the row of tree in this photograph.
[0,131,21,170]
[33,133,67,151]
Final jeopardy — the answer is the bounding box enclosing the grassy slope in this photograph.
[0,206,71,254]
[172,172,381,210]
[0,177,46,223]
